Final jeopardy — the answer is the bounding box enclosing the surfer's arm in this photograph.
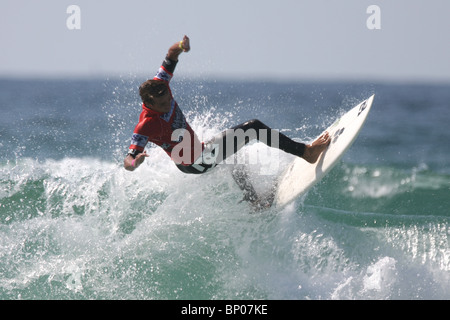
[124,151,149,171]
[156,36,189,80]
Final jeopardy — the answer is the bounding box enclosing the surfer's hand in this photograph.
[134,151,149,167]
[180,35,190,52]
[183,35,191,52]
[124,151,149,171]
[168,35,190,60]
[302,132,331,164]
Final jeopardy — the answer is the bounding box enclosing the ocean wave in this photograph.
[307,162,450,218]
[1,145,449,299]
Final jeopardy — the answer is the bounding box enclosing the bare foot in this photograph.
[302,132,331,163]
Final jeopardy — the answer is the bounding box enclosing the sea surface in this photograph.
[0,77,449,300]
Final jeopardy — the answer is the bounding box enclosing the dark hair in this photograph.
[139,80,168,106]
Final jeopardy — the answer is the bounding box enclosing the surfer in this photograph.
[124,35,331,175]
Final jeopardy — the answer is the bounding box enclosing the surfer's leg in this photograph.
[232,119,306,157]
[204,119,330,167]
[235,120,332,164]
[213,119,306,162]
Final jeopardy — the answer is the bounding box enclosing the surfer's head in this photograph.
[139,80,171,113]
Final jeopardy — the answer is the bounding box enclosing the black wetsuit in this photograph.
[177,119,306,174]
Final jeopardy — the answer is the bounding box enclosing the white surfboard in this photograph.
[274,95,375,207]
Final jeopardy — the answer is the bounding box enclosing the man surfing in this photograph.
[124,35,330,206]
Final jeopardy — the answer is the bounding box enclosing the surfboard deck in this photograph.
[274,95,375,207]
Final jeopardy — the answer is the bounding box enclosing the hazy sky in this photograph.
[1,0,450,82]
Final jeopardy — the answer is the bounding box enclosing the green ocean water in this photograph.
[0,78,449,299]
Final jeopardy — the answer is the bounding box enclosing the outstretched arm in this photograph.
[167,35,190,61]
